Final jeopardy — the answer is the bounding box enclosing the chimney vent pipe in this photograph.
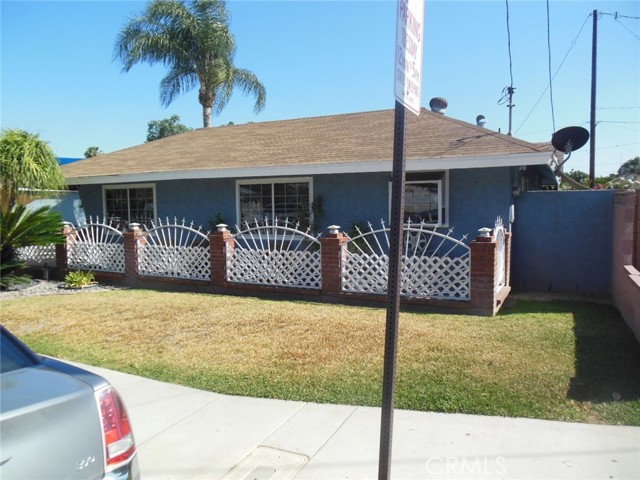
[429,97,448,114]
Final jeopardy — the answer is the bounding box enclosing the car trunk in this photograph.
[0,366,106,479]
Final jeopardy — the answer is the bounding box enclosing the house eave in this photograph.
[66,151,553,186]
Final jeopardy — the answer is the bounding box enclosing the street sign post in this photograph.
[379,1,424,479]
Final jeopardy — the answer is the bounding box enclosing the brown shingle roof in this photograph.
[63,108,552,180]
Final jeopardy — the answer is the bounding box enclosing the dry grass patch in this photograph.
[2,289,639,425]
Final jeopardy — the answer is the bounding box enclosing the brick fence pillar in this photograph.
[470,227,498,316]
[55,222,74,277]
[123,223,144,286]
[321,225,348,297]
[209,224,233,288]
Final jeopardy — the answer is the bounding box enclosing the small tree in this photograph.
[565,169,589,186]
[618,157,640,176]
[0,129,66,212]
[84,146,103,158]
[147,115,192,142]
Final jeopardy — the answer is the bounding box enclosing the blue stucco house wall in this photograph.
[77,165,519,241]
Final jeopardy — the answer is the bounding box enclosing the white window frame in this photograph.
[389,171,449,227]
[102,183,157,227]
[236,177,314,225]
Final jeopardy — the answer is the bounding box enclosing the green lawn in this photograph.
[2,290,639,425]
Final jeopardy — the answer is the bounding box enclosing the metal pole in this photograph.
[378,100,407,480]
[589,9,597,188]
[507,87,516,136]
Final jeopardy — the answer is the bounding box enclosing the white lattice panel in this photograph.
[67,243,125,272]
[66,219,125,273]
[342,253,390,294]
[136,218,211,281]
[16,245,56,267]
[343,253,470,300]
[138,245,211,280]
[400,255,470,299]
[226,218,322,289]
[227,249,321,289]
[341,220,470,300]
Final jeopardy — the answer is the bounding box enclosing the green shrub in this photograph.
[65,270,96,289]
[0,204,65,289]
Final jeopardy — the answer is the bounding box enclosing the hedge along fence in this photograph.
[18,218,512,316]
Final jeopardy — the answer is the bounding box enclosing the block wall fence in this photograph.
[611,190,640,342]
[45,226,512,317]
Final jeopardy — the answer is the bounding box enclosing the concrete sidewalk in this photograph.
[83,364,640,480]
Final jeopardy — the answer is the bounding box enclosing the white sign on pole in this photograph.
[394,0,424,116]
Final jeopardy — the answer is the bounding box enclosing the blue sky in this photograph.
[1,0,638,176]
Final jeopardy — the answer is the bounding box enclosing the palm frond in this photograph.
[232,68,267,114]
[0,129,66,211]
[160,67,199,107]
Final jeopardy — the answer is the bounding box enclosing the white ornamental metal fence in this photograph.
[494,217,507,291]
[67,219,125,272]
[342,220,470,300]
[137,218,211,281]
[16,245,57,267]
[227,218,322,289]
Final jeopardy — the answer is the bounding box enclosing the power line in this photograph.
[598,11,640,41]
[614,17,640,42]
[597,106,640,110]
[598,120,640,124]
[546,0,556,133]
[599,12,640,20]
[504,0,514,88]
[515,13,591,135]
[498,0,516,136]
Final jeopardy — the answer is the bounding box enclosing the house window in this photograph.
[237,178,312,224]
[103,184,156,229]
[392,171,448,226]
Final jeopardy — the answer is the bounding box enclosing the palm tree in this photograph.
[115,0,266,128]
[0,129,66,212]
[0,129,67,288]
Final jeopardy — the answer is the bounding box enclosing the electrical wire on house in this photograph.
[515,13,591,135]
[546,0,556,133]
[498,0,516,135]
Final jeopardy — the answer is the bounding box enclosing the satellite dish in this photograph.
[551,126,589,154]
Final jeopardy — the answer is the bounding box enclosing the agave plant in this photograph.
[0,205,65,288]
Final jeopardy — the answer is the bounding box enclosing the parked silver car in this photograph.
[0,325,140,479]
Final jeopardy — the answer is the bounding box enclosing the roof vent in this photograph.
[476,115,487,127]
[429,97,448,114]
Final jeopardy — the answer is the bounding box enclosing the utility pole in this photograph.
[589,9,598,188]
[507,86,515,136]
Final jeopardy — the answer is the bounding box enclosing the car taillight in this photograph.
[97,386,136,469]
